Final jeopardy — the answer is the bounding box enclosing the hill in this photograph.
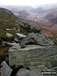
[18,11,29,19]
[0,8,19,29]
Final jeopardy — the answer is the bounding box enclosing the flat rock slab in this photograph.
[16,68,39,76]
[1,61,12,76]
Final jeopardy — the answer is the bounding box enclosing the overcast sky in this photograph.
[0,0,57,7]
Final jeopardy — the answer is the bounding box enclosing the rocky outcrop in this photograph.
[19,23,54,46]
[20,22,42,34]
[1,61,12,76]
[21,32,54,46]
[0,19,57,76]
[16,68,39,76]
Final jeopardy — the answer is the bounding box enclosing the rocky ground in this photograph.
[0,22,57,76]
[0,8,57,76]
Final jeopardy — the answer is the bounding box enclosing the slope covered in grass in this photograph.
[0,8,19,29]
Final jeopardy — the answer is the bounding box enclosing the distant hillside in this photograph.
[0,8,18,29]
[12,5,57,31]
[45,13,57,25]
[18,11,29,19]
[1,5,57,28]
[31,7,44,13]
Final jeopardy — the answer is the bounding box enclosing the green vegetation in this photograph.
[0,8,19,29]
[0,29,6,38]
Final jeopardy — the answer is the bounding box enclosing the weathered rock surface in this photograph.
[1,61,12,76]
[21,33,54,46]
[20,23,42,34]
[16,68,39,76]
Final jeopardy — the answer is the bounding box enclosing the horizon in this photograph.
[0,0,57,7]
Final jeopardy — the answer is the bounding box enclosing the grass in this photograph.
[0,29,6,38]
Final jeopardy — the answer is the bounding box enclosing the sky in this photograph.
[0,0,57,7]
